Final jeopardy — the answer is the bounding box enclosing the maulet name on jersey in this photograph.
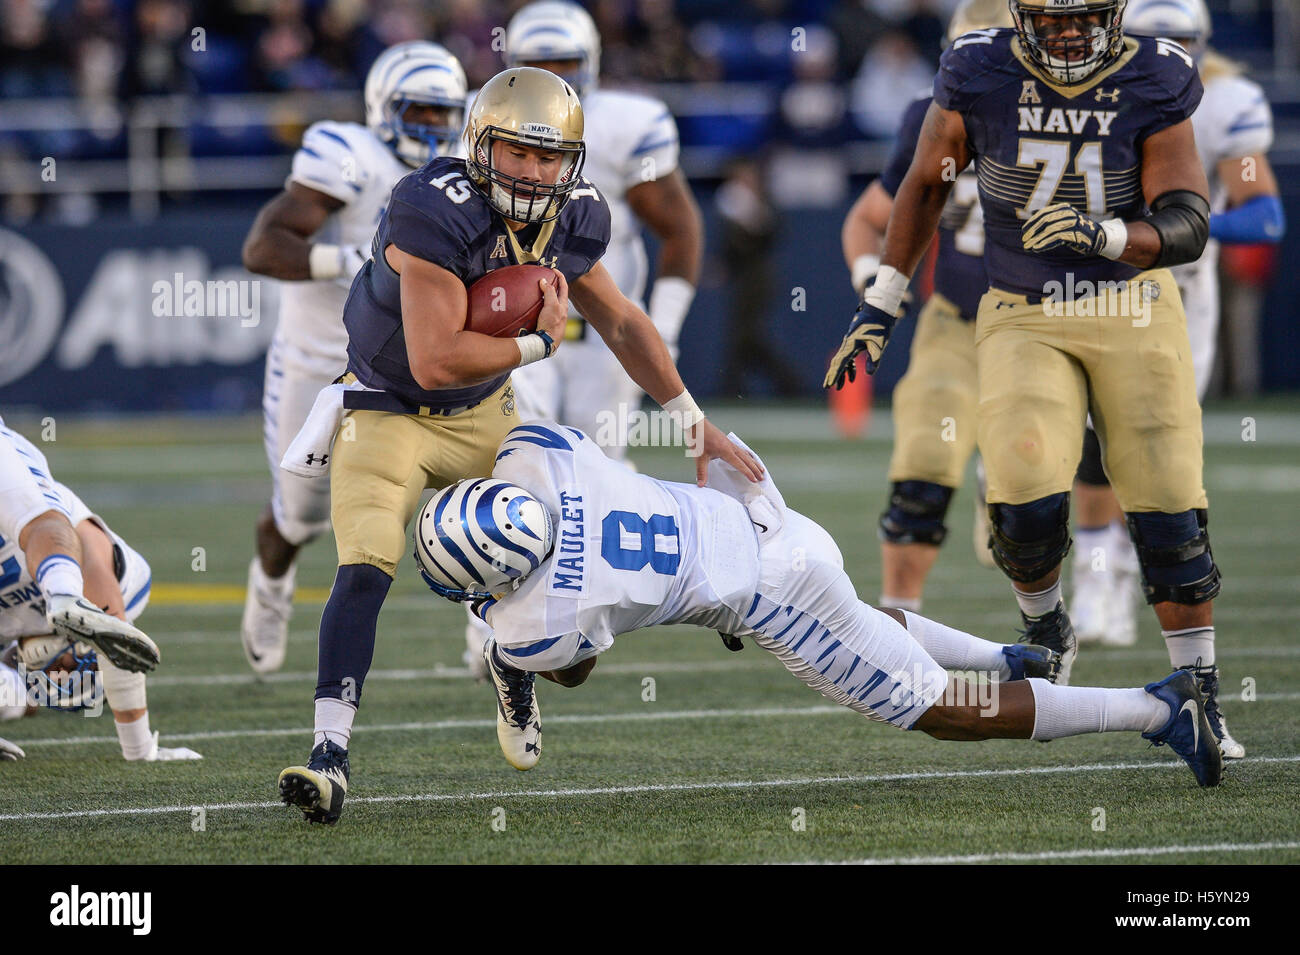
[554,490,585,593]
[1017,108,1119,136]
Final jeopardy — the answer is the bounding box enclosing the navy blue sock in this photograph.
[315,563,392,706]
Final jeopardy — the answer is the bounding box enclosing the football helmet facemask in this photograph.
[414,478,555,603]
[504,1,602,97]
[364,41,468,167]
[464,67,586,223]
[1010,0,1129,85]
[15,634,102,711]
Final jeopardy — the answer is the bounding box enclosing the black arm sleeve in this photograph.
[1147,190,1210,268]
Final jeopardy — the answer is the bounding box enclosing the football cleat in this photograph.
[279,740,350,825]
[46,594,160,674]
[1001,643,1062,682]
[1017,602,1077,686]
[1069,551,1111,645]
[241,558,294,675]
[1142,670,1224,787]
[484,640,541,771]
[1182,662,1245,760]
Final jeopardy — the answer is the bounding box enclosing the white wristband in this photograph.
[647,276,695,344]
[851,253,880,296]
[1098,218,1129,260]
[862,265,911,315]
[662,389,705,430]
[308,243,344,280]
[515,332,549,367]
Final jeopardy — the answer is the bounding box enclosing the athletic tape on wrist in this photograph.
[662,389,705,430]
[863,265,910,315]
[648,277,695,340]
[308,243,344,280]
[515,332,550,367]
[1098,219,1128,260]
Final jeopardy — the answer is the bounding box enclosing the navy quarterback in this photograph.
[826,1,1242,757]
[239,42,469,675]
[276,67,762,825]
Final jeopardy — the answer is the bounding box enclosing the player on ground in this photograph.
[276,67,763,825]
[841,0,1010,613]
[239,42,468,675]
[1067,0,1286,654]
[824,1,1242,757]
[414,422,1222,791]
[454,1,706,680]
[0,418,198,762]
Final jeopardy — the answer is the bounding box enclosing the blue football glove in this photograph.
[824,299,897,389]
[1021,202,1108,256]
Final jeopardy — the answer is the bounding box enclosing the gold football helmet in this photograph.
[947,0,1014,45]
[1010,0,1129,85]
[464,67,586,223]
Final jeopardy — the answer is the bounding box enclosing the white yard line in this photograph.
[3,756,1297,824]
[804,840,1300,865]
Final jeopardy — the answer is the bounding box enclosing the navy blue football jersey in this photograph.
[343,156,612,408]
[933,29,1202,297]
[880,94,989,318]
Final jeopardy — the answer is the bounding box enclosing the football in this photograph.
[464,264,556,338]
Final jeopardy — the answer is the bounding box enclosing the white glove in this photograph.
[1,736,25,761]
[130,731,202,762]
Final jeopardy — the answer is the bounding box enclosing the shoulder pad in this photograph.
[557,180,612,266]
[1123,36,1202,123]
[386,158,494,269]
[934,28,1017,112]
[292,121,376,201]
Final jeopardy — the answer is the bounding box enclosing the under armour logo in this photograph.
[995,300,1015,310]
[305,452,329,466]
[1095,87,1120,103]
[538,255,558,269]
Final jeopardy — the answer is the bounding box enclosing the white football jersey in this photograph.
[1192,71,1274,218]
[0,421,150,640]
[483,423,759,656]
[278,120,411,374]
[578,89,681,305]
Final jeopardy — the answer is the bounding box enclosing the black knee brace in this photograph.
[1126,509,1222,605]
[988,493,1072,582]
[878,481,955,546]
[1075,427,1109,487]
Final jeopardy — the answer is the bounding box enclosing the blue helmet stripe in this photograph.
[474,484,543,570]
[432,483,487,585]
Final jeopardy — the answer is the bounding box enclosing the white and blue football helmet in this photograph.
[504,1,602,97]
[364,41,468,167]
[15,635,102,711]
[1124,0,1210,53]
[414,479,554,602]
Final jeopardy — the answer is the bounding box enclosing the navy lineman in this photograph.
[414,423,1222,791]
[826,1,1241,756]
[276,67,761,825]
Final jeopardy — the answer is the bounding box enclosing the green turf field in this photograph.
[1,401,1297,864]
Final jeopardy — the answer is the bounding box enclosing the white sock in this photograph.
[252,557,296,593]
[900,610,1009,676]
[116,711,155,760]
[1073,525,1109,571]
[1109,521,1138,568]
[1013,579,1062,619]
[314,697,356,749]
[1027,678,1168,740]
[1163,626,1214,669]
[36,554,84,599]
[880,595,922,614]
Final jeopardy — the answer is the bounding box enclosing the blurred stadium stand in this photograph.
[1,0,1297,411]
